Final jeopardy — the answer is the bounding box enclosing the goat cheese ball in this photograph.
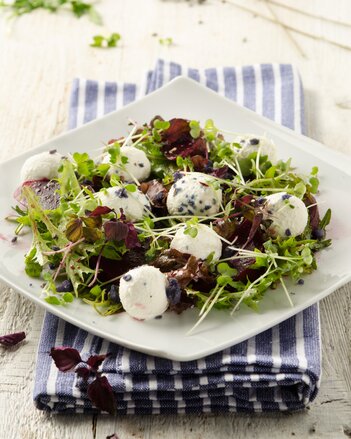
[20,150,62,183]
[96,186,151,222]
[167,172,222,217]
[119,265,169,320]
[233,135,277,164]
[102,146,151,182]
[263,192,308,238]
[170,224,222,260]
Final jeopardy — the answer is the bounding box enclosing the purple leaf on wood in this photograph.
[0,331,26,347]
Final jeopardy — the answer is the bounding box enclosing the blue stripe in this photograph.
[204,68,218,91]
[280,64,294,129]
[145,70,154,94]
[84,80,98,123]
[242,65,256,111]
[170,62,182,79]
[156,59,165,90]
[279,316,299,368]
[123,83,136,106]
[68,78,79,129]
[104,82,117,114]
[188,68,200,82]
[223,67,237,101]
[261,64,275,121]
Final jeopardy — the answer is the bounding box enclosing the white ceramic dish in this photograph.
[0,77,350,361]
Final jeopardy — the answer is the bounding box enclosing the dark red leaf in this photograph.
[160,118,208,161]
[106,434,120,439]
[304,193,320,232]
[87,354,110,371]
[104,221,129,242]
[50,347,82,372]
[231,258,263,282]
[89,206,113,217]
[191,154,209,171]
[161,118,191,145]
[87,375,116,414]
[163,137,207,161]
[90,243,148,283]
[243,213,263,249]
[124,223,141,249]
[75,366,91,380]
[213,218,237,240]
[210,166,229,179]
[0,331,26,347]
[169,255,215,290]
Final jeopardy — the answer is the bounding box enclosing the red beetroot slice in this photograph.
[15,179,60,210]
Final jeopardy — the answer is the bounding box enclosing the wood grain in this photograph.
[0,0,350,437]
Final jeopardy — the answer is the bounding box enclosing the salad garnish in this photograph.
[9,117,331,332]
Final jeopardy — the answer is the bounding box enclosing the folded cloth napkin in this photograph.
[34,60,321,414]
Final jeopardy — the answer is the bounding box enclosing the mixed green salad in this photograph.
[9,117,331,331]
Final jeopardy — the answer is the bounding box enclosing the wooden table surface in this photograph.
[0,0,350,437]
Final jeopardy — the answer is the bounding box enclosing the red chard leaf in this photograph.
[50,347,82,372]
[104,221,129,242]
[124,223,141,249]
[75,366,91,380]
[87,353,110,371]
[160,118,208,161]
[161,118,191,145]
[0,331,26,347]
[89,206,113,217]
[87,375,116,414]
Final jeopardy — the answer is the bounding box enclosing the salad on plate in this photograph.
[8,117,331,333]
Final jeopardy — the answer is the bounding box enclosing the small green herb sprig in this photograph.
[90,33,121,48]
[0,0,102,24]
[159,37,173,46]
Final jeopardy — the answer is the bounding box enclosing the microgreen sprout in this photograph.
[90,33,121,48]
[159,37,173,46]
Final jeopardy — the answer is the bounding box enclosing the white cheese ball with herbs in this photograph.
[96,186,151,222]
[263,192,308,238]
[102,146,151,182]
[20,150,62,183]
[119,265,169,320]
[167,172,222,217]
[233,134,277,164]
[170,224,222,260]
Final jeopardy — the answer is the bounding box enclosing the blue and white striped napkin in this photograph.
[34,60,320,414]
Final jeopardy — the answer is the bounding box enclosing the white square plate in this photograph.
[0,77,350,361]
